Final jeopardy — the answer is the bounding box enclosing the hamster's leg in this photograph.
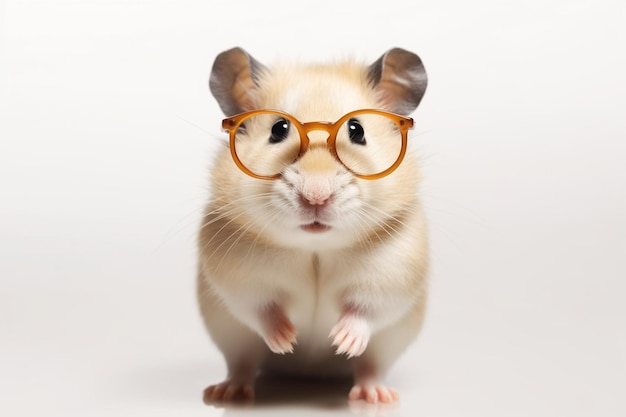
[198,275,297,403]
[329,307,394,402]
[198,277,261,403]
[331,302,425,403]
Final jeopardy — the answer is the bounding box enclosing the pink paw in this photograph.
[261,304,297,354]
[203,380,255,404]
[349,383,399,404]
[329,312,370,358]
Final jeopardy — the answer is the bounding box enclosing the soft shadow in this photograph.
[253,373,353,408]
[111,361,398,415]
[216,374,400,416]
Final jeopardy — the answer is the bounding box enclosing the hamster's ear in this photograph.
[367,48,427,115]
[209,47,267,116]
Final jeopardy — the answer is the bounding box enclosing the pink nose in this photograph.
[300,192,331,207]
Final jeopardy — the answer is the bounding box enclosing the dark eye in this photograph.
[347,118,366,145]
[269,118,290,143]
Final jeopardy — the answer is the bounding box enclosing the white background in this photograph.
[1,0,625,416]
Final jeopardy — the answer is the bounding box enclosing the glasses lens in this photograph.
[233,112,301,177]
[335,113,404,176]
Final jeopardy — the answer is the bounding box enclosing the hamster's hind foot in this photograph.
[203,379,255,405]
[349,382,399,404]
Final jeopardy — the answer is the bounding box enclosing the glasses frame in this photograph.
[221,109,414,180]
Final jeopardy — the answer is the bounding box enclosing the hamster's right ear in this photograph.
[209,47,267,116]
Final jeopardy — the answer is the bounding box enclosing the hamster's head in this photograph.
[208,47,427,251]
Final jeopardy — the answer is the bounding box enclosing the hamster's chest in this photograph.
[275,255,347,349]
[238,251,356,354]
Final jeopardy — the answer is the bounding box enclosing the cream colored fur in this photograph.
[198,48,428,404]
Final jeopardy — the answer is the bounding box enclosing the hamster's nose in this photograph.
[300,192,331,207]
[299,179,333,207]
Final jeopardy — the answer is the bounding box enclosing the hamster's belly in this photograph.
[260,271,353,376]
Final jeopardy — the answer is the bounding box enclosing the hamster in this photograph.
[197,47,429,404]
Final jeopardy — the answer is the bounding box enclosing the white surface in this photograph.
[1,0,625,416]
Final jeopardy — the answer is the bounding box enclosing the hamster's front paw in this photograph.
[329,311,371,358]
[261,303,297,354]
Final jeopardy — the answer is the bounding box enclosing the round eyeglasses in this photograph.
[221,109,414,180]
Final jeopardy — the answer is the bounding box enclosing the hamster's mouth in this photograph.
[300,221,331,233]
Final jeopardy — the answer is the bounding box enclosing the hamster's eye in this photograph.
[347,118,366,145]
[269,118,290,144]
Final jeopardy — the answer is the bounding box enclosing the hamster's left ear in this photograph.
[367,48,427,115]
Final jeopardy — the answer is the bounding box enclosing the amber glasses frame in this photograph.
[221,109,414,180]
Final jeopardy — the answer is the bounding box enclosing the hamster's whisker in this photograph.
[351,211,387,251]
[214,222,257,273]
[201,192,275,218]
[354,208,400,243]
[214,203,280,271]
[150,206,207,256]
[242,208,285,264]
[199,193,275,228]
[199,202,268,258]
[360,201,415,232]
[364,203,412,226]
[176,115,214,136]
[217,199,280,265]
[199,215,244,262]
[198,192,277,268]
[202,201,278,270]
